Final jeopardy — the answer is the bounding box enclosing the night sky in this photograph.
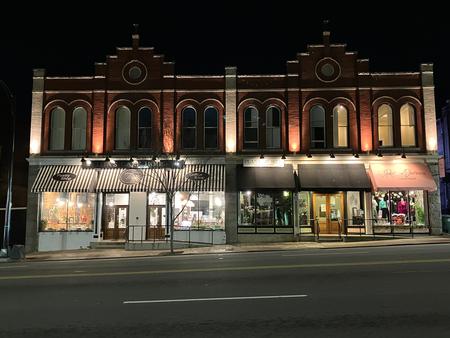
[0,2,449,193]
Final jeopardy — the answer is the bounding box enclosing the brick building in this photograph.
[25,31,441,252]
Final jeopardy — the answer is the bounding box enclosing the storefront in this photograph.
[237,164,297,235]
[297,163,371,235]
[31,165,98,251]
[368,162,437,233]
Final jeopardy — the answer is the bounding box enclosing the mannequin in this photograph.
[378,195,388,221]
[397,197,407,214]
[372,196,379,222]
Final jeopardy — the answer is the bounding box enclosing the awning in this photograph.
[368,163,437,191]
[237,164,296,190]
[31,165,96,193]
[96,164,225,192]
[298,164,371,191]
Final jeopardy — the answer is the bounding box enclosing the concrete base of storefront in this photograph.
[237,234,295,243]
[125,241,211,251]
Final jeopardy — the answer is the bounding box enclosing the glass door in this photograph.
[147,206,166,240]
[313,193,344,234]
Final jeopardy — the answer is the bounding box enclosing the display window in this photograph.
[372,190,425,226]
[40,192,96,231]
[174,192,225,230]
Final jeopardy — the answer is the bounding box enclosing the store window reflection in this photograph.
[174,192,225,230]
[40,192,96,231]
[239,191,293,227]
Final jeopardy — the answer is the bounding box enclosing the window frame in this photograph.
[182,106,197,149]
[71,106,87,151]
[400,103,417,147]
[243,106,259,149]
[377,103,394,147]
[115,105,131,150]
[310,104,326,149]
[137,106,152,149]
[332,104,349,148]
[265,106,281,149]
[49,106,66,151]
[203,106,219,150]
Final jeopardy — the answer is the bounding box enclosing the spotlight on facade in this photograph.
[81,157,86,164]
[176,153,181,160]
[401,152,407,159]
[329,153,335,158]
[105,156,110,163]
[306,153,312,158]
[377,150,383,157]
[281,153,286,160]
[353,153,360,158]
[260,153,265,159]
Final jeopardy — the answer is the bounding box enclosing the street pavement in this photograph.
[1,242,450,337]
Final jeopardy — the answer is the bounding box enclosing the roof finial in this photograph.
[322,19,330,45]
[132,24,140,49]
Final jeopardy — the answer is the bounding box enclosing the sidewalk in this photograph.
[3,234,448,263]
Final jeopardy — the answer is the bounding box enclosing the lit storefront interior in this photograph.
[297,163,371,235]
[368,162,437,233]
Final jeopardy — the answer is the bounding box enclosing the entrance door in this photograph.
[313,193,344,234]
[147,206,166,240]
[103,205,128,240]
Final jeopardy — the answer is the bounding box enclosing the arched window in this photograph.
[333,105,348,147]
[182,107,197,149]
[400,103,416,147]
[266,106,281,148]
[310,105,326,149]
[204,106,218,149]
[138,107,152,149]
[71,107,87,150]
[115,106,131,150]
[378,104,393,147]
[244,106,258,149]
[50,107,65,150]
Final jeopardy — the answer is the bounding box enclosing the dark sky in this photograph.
[0,2,449,184]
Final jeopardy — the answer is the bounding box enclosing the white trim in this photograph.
[176,75,224,79]
[45,90,93,94]
[45,76,94,80]
[238,89,285,93]
[238,74,286,78]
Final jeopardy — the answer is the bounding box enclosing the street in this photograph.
[1,244,450,337]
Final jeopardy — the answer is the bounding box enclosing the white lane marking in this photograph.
[0,265,27,269]
[282,251,369,257]
[123,294,308,304]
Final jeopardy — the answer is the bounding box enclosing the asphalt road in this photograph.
[1,244,450,337]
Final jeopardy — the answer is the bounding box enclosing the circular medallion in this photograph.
[122,60,147,85]
[119,169,144,185]
[315,57,341,83]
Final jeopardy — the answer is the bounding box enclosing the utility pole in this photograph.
[0,80,15,256]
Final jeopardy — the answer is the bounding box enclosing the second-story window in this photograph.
[378,104,393,147]
[333,104,348,148]
[400,103,416,147]
[182,107,196,149]
[115,106,131,150]
[310,105,326,149]
[71,107,87,151]
[204,106,218,149]
[266,106,281,149]
[50,107,66,150]
[244,106,258,149]
[138,107,152,149]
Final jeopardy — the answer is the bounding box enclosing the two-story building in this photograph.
[25,31,441,252]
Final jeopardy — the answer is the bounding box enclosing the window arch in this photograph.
[182,106,197,149]
[333,104,348,148]
[50,107,66,150]
[115,106,131,150]
[71,107,87,150]
[244,106,258,149]
[138,107,152,149]
[377,104,393,147]
[310,105,326,149]
[204,106,218,149]
[266,106,281,149]
[400,103,416,147]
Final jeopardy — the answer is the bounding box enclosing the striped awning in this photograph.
[96,164,225,193]
[31,165,97,193]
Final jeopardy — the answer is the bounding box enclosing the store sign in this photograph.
[52,172,77,182]
[186,171,209,181]
[369,163,437,191]
[119,169,144,185]
[243,158,284,168]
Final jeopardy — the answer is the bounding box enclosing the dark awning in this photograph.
[237,164,296,190]
[298,164,371,191]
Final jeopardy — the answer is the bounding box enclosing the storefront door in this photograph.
[313,193,344,234]
[103,205,128,240]
[147,206,166,240]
